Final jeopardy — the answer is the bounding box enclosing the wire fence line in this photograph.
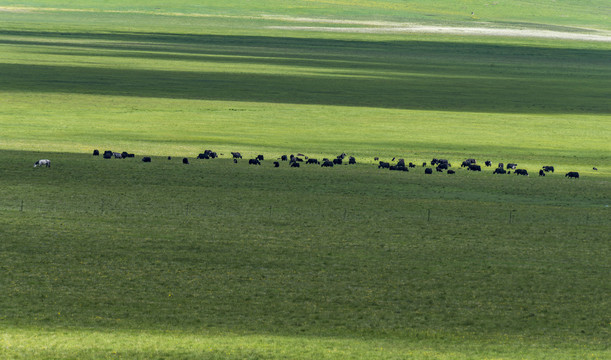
[1,197,607,226]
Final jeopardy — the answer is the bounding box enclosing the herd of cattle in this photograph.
[83,149,587,179]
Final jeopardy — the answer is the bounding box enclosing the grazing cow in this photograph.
[396,159,405,167]
[542,166,555,173]
[498,162,504,169]
[182,158,189,165]
[197,153,209,159]
[103,150,113,159]
[378,161,390,169]
[127,153,135,158]
[93,149,99,156]
[436,163,449,170]
[281,155,288,161]
[333,158,342,165]
[515,169,529,176]
[142,157,151,162]
[468,164,482,171]
[231,152,242,159]
[349,156,356,165]
[113,152,123,159]
[321,160,334,167]
[390,165,408,172]
[422,162,427,167]
[435,166,444,172]
[337,153,347,159]
[374,157,379,161]
[565,172,579,178]
[256,155,264,161]
[462,159,476,167]
[121,151,129,158]
[248,159,261,165]
[485,160,492,167]
[593,167,598,171]
[295,157,303,162]
[34,159,51,168]
[539,169,545,176]
[409,162,416,168]
[290,162,300,168]
[507,163,517,170]
[273,161,279,167]
[306,158,319,165]
[493,168,507,174]
[233,159,238,163]
[447,170,455,174]
[431,158,438,166]
[424,168,433,174]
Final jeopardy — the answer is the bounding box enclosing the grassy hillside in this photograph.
[0,1,610,359]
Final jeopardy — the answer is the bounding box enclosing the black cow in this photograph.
[231,152,242,159]
[515,169,529,176]
[256,155,264,161]
[485,160,492,167]
[422,162,427,167]
[321,160,334,167]
[447,170,455,174]
[436,163,449,170]
[273,161,279,167]
[498,162,504,169]
[565,172,579,179]
[390,165,408,172]
[182,158,189,165]
[333,158,342,165]
[409,162,416,168]
[593,167,598,171]
[126,153,135,158]
[197,153,209,159]
[493,168,507,174]
[281,155,288,161]
[396,159,405,167]
[121,151,129,159]
[378,161,390,169]
[167,156,172,160]
[539,169,545,176]
[424,168,433,174]
[93,149,99,156]
[468,164,481,171]
[290,162,300,168]
[374,157,379,161]
[142,157,151,162]
[103,150,113,159]
[349,156,356,165]
[542,166,554,173]
[306,158,319,165]
[507,163,517,170]
[248,159,261,165]
[233,159,238,163]
[435,166,444,172]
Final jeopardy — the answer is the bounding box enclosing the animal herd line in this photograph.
[34,149,590,179]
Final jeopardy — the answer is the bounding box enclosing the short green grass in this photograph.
[0,1,610,359]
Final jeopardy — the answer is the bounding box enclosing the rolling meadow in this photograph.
[0,1,610,359]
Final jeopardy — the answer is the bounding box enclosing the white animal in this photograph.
[34,159,51,168]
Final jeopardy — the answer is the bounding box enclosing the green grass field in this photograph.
[1,1,610,359]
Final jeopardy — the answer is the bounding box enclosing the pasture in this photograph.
[1,1,610,359]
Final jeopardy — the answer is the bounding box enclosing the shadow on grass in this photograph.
[1,30,610,113]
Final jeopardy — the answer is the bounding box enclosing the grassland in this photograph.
[1,1,610,359]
